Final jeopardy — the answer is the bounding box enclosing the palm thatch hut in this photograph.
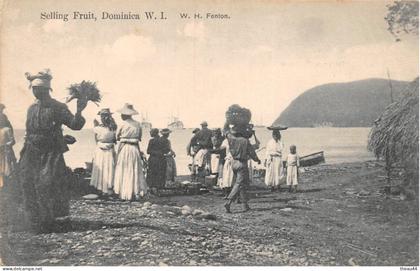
[368,77,419,197]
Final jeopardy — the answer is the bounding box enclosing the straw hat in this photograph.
[97,108,113,115]
[160,128,172,135]
[117,103,138,115]
[200,121,208,127]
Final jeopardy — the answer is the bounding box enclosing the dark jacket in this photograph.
[227,134,259,162]
[195,128,213,149]
[25,98,85,153]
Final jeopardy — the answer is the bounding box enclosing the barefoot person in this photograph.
[90,109,117,197]
[286,145,300,192]
[19,70,87,233]
[224,126,261,213]
[114,103,147,200]
[264,129,285,191]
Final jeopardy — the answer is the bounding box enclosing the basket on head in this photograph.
[225,104,252,127]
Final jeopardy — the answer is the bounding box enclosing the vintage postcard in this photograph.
[0,0,418,268]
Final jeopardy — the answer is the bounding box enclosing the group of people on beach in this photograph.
[0,70,176,233]
[186,121,301,212]
[90,105,176,200]
[0,69,301,233]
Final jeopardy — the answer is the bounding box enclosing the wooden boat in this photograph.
[299,151,325,167]
[267,125,288,131]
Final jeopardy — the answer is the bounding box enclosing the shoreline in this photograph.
[1,160,417,266]
[9,127,376,175]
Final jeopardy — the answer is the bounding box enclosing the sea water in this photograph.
[11,127,375,175]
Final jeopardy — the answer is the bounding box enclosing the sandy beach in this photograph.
[0,160,418,266]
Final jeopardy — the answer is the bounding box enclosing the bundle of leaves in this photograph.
[368,77,419,170]
[66,80,101,105]
[225,104,252,127]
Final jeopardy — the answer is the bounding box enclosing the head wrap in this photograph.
[25,69,53,89]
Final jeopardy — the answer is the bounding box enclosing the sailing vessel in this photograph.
[253,115,266,128]
[167,116,184,130]
[140,112,152,130]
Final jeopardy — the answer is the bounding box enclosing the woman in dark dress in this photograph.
[18,70,87,233]
[160,129,176,183]
[146,128,166,195]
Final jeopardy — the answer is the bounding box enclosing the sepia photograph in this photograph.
[0,0,418,268]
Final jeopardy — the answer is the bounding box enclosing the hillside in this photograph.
[274,78,411,127]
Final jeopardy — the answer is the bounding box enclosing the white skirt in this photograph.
[286,165,298,186]
[265,156,284,187]
[114,143,147,200]
[90,144,115,194]
[219,158,234,188]
[210,154,220,174]
[194,149,208,167]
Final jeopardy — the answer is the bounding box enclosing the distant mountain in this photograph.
[274,78,412,127]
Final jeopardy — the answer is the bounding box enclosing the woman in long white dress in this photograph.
[218,138,234,198]
[90,109,117,196]
[264,129,285,190]
[113,103,147,200]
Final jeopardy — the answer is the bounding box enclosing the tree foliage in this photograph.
[385,1,419,41]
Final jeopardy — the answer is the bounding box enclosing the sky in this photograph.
[0,0,418,129]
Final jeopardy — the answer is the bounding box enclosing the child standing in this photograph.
[286,145,300,192]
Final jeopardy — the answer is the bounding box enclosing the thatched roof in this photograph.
[368,77,419,169]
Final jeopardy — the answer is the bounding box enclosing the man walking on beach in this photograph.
[224,126,261,213]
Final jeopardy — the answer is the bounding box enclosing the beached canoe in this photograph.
[299,151,325,167]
